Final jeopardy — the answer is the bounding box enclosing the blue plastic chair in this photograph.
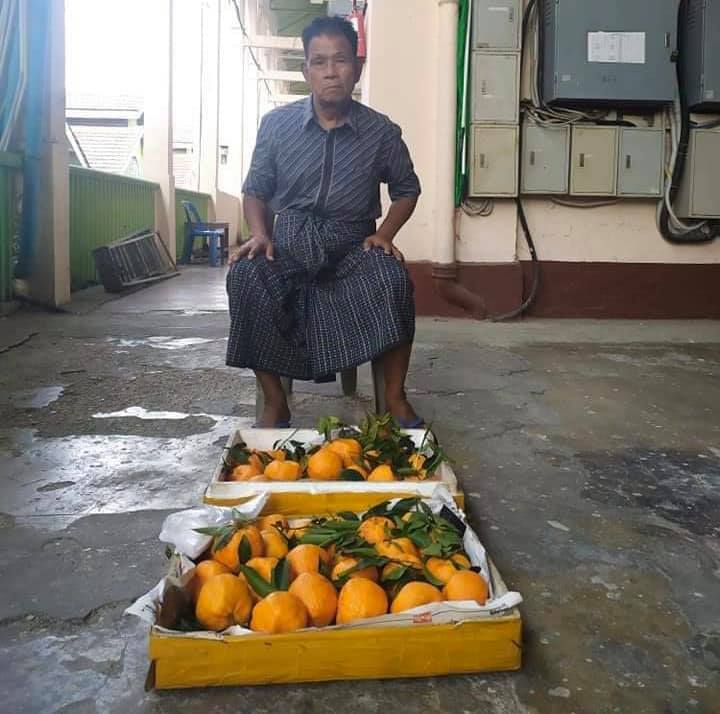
[179,201,227,266]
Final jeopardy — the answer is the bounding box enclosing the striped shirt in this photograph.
[242,96,421,221]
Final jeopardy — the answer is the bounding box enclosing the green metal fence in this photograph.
[175,188,211,258]
[69,166,159,290]
[0,151,22,304]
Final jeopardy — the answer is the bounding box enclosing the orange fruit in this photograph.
[264,459,302,481]
[261,528,289,558]
[442,570,489,605]
[367,464,396,481]
[306,448,343,480]
[393,537,420,558]
[288,572,338,627]
[286,544,330,580]
[425,554,471,585]
[195,573,253,631]
[249,474,268,482]
[228,463,261,481]
[211,525,264,572]
[187,560,231,601]
[263,449,286,462]
[331,556,379,583]
[358,516,394,545]
[250,591,308,634]
[344,463,368,479]
[244,556,279,598]
[257,514,288,531]
[375,539,422,568]
[336,578,388,624]
[390,582,443,613]
[409,453,426,471]
[326,438,362,466]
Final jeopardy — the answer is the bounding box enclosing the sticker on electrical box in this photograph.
[587,32,646,64]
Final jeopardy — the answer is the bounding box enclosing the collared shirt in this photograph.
[242,96,421,221]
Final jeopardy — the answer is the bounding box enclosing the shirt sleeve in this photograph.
[382,123,421,201]
[241,114,276,201]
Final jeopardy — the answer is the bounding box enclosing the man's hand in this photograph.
[363,233,404,262]
[230,235,274,264]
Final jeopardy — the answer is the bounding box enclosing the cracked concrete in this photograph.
[1,266,719,713]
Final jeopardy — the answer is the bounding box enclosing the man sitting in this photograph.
[227,16,422,428]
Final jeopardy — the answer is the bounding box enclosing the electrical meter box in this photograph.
[682,0,720,111]
[521,122,570,194]
[472,0,522,50]
[675,129,720,218]
[469,125,519,197]
[471,52,520,123]
[542,0,677,106]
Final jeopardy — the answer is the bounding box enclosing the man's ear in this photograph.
[302,61,310,83]
[353,59,364,83]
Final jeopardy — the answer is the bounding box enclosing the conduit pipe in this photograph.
[431,0,487,319]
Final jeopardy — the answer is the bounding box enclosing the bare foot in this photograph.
[386,397,421,425]
[256,401,291,427]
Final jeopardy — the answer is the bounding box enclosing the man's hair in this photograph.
[302,16,358,58]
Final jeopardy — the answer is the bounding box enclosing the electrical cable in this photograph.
[230,0,276,99]
[461,198,494,217]
[550,197,620,209]
[657,0,718,243]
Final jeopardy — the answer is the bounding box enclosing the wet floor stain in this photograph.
[106,336,220,350]
[36,481,76,492]
[6,386,65,409]
[580,449,720,537]
[92,406,218,421]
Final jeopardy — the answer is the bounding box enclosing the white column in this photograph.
[33,0,70,307]
[433,0,459,267]
[143,0,176,259]
[198,0,221,214]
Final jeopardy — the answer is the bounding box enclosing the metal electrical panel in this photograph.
[471,52,520,123]
[521,122,570,194]
[570,126,619,196]
[469,125,519,197]
[675,129,720,218]
[682,0,720,111]
[472,0,521,50]
[617,128,665,197]
[542,0,677,106]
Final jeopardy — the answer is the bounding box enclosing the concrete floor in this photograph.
[1,266,719,714]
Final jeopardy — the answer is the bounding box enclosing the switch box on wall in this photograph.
[675,129,720,218]
[570,126,619,196]
[469,125,519,197]
[542,0,677,105]
[521,122,570,194]
[472,0,521,50]
[682,0,720,111]
[471,52,520,123]
[617,128,665,197]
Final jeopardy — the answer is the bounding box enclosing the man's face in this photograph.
[303,33,360,106]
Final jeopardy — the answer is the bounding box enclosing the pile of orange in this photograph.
[186,506,489,634]
[223,416,443,483]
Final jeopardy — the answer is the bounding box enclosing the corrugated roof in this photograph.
[173,147,198,190]
[67,123,142,174]
[66,92,144,112]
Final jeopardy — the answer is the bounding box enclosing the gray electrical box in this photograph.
[675,129,720,218]
[617,128,665,197]
[469,125,518,197]
[472,0,521,50]
[682,0,720,111]
[570,126,619,196]
[471,52,520,123]
[542,0,677,106]
[521,122,570,194]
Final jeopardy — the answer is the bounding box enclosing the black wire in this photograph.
[659,0,718,243]
[489,0,541,322]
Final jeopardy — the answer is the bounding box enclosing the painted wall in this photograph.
[363,0,720,266]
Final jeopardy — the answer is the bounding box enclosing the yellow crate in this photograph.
[204,428,465,513]
[147,561,521,689]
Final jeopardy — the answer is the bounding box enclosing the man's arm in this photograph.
[234,195,275,261]
[363,197,418,257]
